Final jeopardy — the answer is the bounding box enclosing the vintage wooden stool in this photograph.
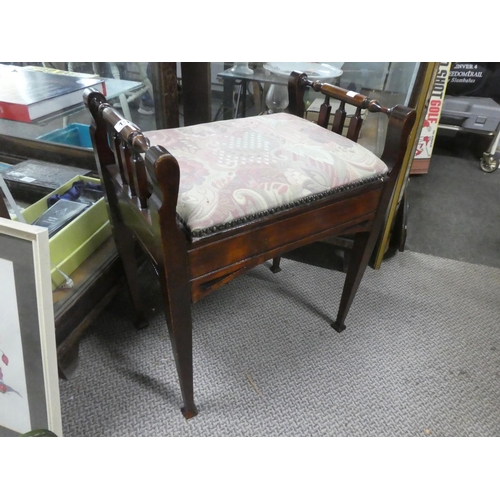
[84,71,416,418]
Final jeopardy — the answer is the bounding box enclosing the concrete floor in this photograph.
[405,132,500,269]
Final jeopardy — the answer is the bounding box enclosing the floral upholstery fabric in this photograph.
[144,113,388,236]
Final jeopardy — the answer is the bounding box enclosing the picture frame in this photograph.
[0,217,62,436]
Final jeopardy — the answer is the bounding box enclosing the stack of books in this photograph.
[0,64,106,123]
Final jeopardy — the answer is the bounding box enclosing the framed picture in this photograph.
[0,218,62,436]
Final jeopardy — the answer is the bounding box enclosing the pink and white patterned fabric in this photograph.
[144,113,388,236]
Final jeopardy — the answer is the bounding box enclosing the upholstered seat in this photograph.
[144,113,388,237]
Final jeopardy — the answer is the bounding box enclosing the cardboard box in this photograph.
[19,175,111,289]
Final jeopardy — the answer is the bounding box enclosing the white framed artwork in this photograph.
[0,218,62,436]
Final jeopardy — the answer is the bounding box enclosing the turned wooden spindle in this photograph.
[121,142,136,197]
[318,96,332,129]
[133,151,149,209]
[332,101,347,135]
[99,102,151,207]
[113,132,128,186]
[347,108,363,142]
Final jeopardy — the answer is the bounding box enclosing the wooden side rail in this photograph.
[288,70,396,143]
[85,89,152,207]
[278,71,416,273]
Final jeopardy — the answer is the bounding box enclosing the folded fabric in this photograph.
[48,181,102,207]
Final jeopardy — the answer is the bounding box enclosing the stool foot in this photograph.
[270,256,282,274]
[181,404,199,420]
[134,315,149,330]
[331,321,346,333]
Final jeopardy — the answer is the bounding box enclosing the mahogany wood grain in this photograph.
[347,109,363,142]
[187,189,381,279]
[332,102,347,134]
[318,100,332,129]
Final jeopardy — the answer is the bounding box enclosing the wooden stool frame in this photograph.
[84,71,416,418]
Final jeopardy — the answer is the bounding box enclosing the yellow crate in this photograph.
[20,175,111,289]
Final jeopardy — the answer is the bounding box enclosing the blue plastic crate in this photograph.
[38,123,92,149]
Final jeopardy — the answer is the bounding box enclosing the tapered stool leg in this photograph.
[111,221,149,329]
[159,269,198,419]
[332,231,374,332]
[270,256,282,274]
